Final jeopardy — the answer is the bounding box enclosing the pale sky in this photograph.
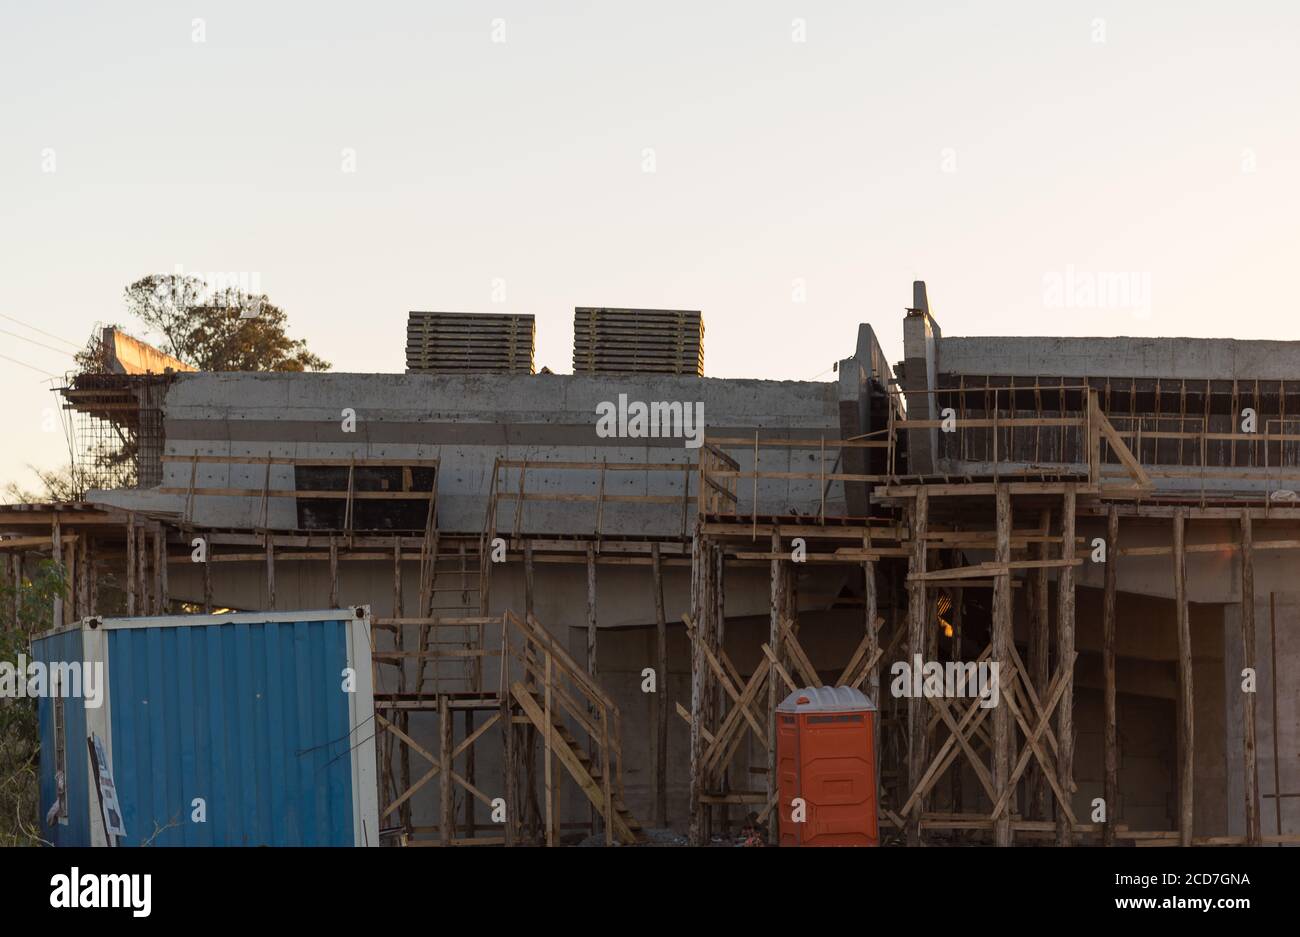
[2,2,1298,494]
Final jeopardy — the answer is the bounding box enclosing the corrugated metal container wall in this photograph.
[107,617,356,846]
[33,627,92,847]
[34,608,377,847]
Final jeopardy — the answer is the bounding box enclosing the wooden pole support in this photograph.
[1240,511,1261,846]
[1172,508,1194,846]
[1055,487,1076,846]
[1102,504,1119,846]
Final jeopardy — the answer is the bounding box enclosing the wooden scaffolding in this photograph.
[7,388,1300,846]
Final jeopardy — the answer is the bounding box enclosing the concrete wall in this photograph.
[938,335,1300,381]
[901,309,941,474]
[1223,593,1300,841]
[914,325,1300,491]
[1074,517,1300,604]
[94,371,863,535]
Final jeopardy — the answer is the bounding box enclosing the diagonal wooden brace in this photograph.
[989,655,1077,824]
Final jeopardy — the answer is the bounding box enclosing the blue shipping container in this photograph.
[32,607,378,846]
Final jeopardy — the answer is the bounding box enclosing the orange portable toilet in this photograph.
[776,686,878,846]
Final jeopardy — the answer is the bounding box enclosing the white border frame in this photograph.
[345,607,379,846]
[82,624,112,847]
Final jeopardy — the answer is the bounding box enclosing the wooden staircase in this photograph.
[511,682,646,844]
[503,610,647,845]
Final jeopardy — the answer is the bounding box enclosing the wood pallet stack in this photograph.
[406,311,535,374]
[572,307,704,376]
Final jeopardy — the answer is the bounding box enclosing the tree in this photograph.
[0,560,66,846]
[2,465,81,505]
[120,274,330,372]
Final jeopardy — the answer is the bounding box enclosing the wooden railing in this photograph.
[500,609,636,845]
[884,388,1154,491]
[490,457,695,539]
[698,434,887,523]
[159,453,439,531]
[371,613,497,698]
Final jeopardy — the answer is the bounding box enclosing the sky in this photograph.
[2,1,1298,494]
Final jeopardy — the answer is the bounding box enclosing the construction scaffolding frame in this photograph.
[9,387,1300,847]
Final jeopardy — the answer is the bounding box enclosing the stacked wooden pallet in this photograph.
[406,312,535,374]
[572,307,704,376]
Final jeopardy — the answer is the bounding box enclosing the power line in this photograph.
[0,312,83,350]
[0,351,60,378]
[0,327,78,358]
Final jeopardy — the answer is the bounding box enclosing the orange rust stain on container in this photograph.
[776,686,878,846]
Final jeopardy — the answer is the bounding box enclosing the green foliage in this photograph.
[0,560,67,846]
[120,273,330,372]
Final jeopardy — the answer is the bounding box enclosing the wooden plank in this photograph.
[1029,505,1051,821]
[157,487,435,500]
[51,516,64,626]
[1088,390,1102,483]
[0,535,80,552]
[1056,486,1077,846]
[77,536,89,620]
[1103,504,1119,846]
[500,670,517,846]
[265,540,275,611]
[1097,407,1152,488]
[1240,511,1261,846]
[881,482,1098,498]
[9,554,20,628]
[906,490,927,846]
[511,681,638,844]
[161,454,440,467]
[994,668,1078,827]
[702,657,771,777]
[688,538,708,846]
[766,530,784,843]
[125,515,136,616]
[202,542,212,613]
[759,643,798,694]
[329,537,339,606]
[1173,508,1194,846]
[600,706,614,847]
[863,546,879,708]
[156,531,167,612]
[585,542,599,840]
[440,697,454,846]
[907,558,1081,582]
[543,651,555,846]
[651,541,668,828]
[586,544,598,682]
[778,618,821,689]
[523,541,535,618]
[993,485,1014,846]
[900,671,994,816]
[675,701,715,745]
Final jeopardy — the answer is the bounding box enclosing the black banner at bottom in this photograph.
[0,843,1286,925]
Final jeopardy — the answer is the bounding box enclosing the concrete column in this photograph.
[901,282,941,475]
